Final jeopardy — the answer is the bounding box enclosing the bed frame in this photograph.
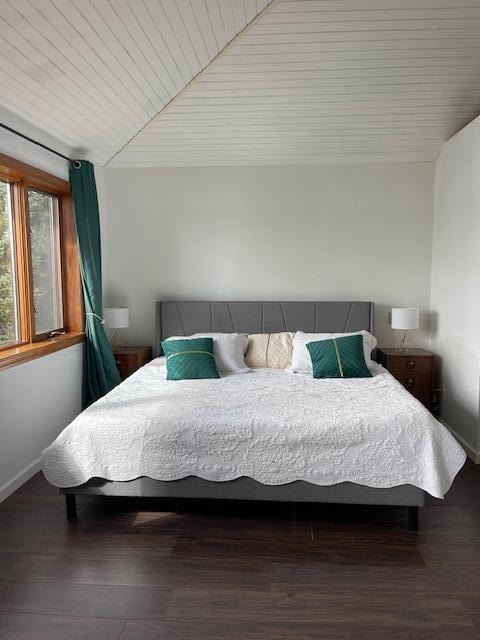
[62,300,424,530]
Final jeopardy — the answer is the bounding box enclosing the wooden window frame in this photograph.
[0,153,84,371]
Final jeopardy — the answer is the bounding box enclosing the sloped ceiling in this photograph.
[109,0,480,166]
[1,0,480,167]
[0,0,271,165]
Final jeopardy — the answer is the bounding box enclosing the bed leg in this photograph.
[290,502,297,520]
[65,494,77,520]
[408,506,419,531]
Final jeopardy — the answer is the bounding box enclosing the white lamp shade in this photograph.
[391,307,419,331]
[104,307,129,329]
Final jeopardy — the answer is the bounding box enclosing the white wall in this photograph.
[0,113,83,501]
[430,116,480,458]
[0,346,83,500]
[103,162,435,348]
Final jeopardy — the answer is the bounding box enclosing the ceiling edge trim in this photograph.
[104,0,278,168]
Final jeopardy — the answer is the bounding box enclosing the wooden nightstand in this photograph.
[113,346,152,380]
[376,348,438,413]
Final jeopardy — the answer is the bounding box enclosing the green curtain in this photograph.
[70,160,120,407]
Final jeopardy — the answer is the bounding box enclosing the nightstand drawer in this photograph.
[114,353,134,379]
[387,356,432,373]
[113,347,152,380]
[394,373,432,409]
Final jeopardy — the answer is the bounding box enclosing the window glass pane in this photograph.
[0,180,19,345]
[28,189,63,335]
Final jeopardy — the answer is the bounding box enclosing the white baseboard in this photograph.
[0,458,41,503]
[440,420,480,464]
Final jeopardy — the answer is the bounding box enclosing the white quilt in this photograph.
[41,358,466,498]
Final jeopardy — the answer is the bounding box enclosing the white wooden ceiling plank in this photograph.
[262,8,480,23]
[95,0,170,105]
[203,0,228,50]
[274,0,480,12]
[135,124,455,136]
[114,148,441,158]
[173,94,480,108]
[45,0,154,122]
[115,146,443,159]
[218,0,238,42]
[175,0,211,68]
[129,137,447,147]
[108,157,438,167]
[187,78,480,95]
[142,0,193,85]
[109,158,437,167]
[161,0,202,76]
[190,0,220,59]
[231,0,248,33]
[5,0,144,136]
[0,66,112,160]
[222,49,480,64]
[183,82,480,95]
[240,29,480,43]
[127,1,184,93]
[233,38,480,54]
[142,129,456,141]
[60,0,159,115]
[251,20,480,35]
[114,0,178,98]
[125,138,445,150]
[209,58,480,72]
[244,0,258,23]
[146,118,457,129]
[193,77,480,89]
[0,36,132,143]
[146,113,473,124]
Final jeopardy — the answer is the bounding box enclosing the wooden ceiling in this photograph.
[0,0,270,165]
[1,0,480,167]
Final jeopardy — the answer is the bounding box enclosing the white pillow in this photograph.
[165,333,249,373]
[289,330,377,373]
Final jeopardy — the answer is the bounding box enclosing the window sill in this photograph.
[0,332,85,372]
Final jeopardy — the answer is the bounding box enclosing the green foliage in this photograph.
[0,183,59,344]
[29,189,59,335]
[0,181,15,344]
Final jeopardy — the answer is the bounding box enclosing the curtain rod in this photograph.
[0,122,73,163]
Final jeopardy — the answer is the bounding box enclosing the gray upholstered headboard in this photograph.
[154,301,374,357]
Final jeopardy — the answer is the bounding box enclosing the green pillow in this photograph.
[306,334,372,379]
[161,337,220,380]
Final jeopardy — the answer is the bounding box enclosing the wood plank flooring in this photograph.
[0,463,479,639]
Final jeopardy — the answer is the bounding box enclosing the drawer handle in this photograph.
[406,361,416,369]
[406,378,415,387]
[115,359,121,366]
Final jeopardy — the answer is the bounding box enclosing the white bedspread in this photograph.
[41,358,466,498]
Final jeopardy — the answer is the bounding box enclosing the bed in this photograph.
[41,301,466,530]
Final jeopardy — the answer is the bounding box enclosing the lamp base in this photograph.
[396,331,415,352]
[108,328,125,351]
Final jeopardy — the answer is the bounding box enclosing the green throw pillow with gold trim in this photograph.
[306,334,372,379]
[162,337,220,380]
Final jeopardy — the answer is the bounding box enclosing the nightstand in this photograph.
[376,348,438,413]
[113,346,152,380]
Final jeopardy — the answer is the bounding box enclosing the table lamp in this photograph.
[104,307,129,351]
[391,307,419,352]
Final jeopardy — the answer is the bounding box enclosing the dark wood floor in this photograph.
[0,463,479,639]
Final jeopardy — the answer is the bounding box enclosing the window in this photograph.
[0,180,19,345]
[28,189,63,337]
[0,153,84,368]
